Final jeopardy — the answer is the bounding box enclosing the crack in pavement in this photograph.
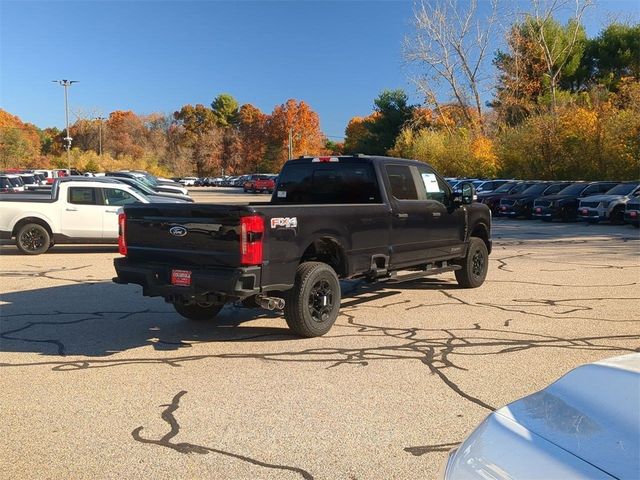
[132,390,314,479]
[404,442,460,456]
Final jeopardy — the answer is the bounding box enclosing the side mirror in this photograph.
[454,182,475,205]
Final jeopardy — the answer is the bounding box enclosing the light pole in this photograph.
[53,79,78,171]
[96,116,106,156]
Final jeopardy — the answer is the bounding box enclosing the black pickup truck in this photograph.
[113,155,492,337]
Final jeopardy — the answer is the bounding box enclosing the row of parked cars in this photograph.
[446,178,640,228]
[175,174,278,193]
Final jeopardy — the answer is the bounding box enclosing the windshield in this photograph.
[493,182,516,193]
[605,183,639,196]
[7,177,23,187]
[511,182,535,194]
[20,176,36,184]
[557,183,586,195]
[544,183,570,195]
[131,179,156,195]
[522,183,549,195]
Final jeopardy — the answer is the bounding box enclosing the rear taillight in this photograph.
[118,212,128,255]
[240,215,264,266]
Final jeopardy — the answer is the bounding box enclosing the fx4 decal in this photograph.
[270,217,298,229]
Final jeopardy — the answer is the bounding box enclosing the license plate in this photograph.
[535,208,541,213]
[631,211,638,218]
[171,269,191,286]
[582,209,589,215]
[500,206,507,211]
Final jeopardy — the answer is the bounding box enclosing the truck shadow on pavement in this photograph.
[0,278,439,358]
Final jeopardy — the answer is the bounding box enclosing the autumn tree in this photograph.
[238,104,268,172]
[104,110,147,158]
[173,104,222,176]
[0,109,41,167]
[266,99,324,168]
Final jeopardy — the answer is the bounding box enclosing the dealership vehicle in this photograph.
[478,181,537,214]
[0,179,185,255]
[114,155,492,337]
[577,182,640,224]
[498,182,571,219]
[0,175,24,193]
[106,171,188,196]
[533,181,618,222]
[244,174,276,193]
[442,353,640,479]
[474,179,510,194]
[624,197,639,227]
[179,177,198,186]
[104,175,193,203]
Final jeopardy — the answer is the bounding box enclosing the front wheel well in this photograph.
[470,223,490,253]
[12,217,53,238]
[300,237,347,277]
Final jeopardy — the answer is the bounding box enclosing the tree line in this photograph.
[1,0,638,180]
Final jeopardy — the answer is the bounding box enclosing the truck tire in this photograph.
[173,302,223,321]
[455,237,488,288]
[16,223,51,255]
[284,262,341,337]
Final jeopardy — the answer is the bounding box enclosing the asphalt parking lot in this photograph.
[1,188,639,479]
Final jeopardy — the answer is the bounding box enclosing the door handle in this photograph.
[395,213,408,219]
[65,207,78,211]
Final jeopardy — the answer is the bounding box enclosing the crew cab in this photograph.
[0,178,187,255]
[113,155,492,337]
[577,182,640,223]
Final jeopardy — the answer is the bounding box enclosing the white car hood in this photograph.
[446,354,640,479]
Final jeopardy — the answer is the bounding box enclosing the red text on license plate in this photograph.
[631,211,638,217]
[171,269,191,286]
[535,208,541,213]
[582,209,588,215]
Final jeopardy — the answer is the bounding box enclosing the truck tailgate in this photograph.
[124,204,252,267]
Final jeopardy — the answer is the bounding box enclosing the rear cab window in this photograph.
[68,187,100,205]
[274,160,381,204]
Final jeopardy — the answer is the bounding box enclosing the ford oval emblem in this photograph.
[169,226,188,237]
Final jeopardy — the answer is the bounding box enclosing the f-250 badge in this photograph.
[271,217,298,229]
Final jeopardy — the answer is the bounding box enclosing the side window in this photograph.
[417,166,450,204]
[386,165,418,200]
[103,188,138,206]
[68,187,99,205]
[600,184,615,193]
[582,185,598,196]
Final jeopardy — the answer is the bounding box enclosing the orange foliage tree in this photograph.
[267,99,324,168]
[0,109,42,168]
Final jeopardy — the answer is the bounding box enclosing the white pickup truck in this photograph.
[0,179,186,255]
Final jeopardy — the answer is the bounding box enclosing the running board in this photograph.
[382,265,461,284]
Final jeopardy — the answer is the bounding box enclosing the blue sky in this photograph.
[1,0,638,138]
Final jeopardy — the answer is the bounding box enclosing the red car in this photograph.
[244,174,276,193]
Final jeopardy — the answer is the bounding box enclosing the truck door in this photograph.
[414,165,465,258]
[101,187,141,239]
[60,187,104,238]
[385,164,431,268]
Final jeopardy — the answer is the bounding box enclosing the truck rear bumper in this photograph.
[113,257,261,301]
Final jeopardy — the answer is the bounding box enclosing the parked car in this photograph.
[498,182,572,219]
[88,176,193,203]
[577,182,640,224]
[113,155,492,338]
[474,179,510,194]
[532,181,619,222]
[442,353,640,479]
[0,178,186,255]
[624,197,640,227]
[479,181,538,214]
[244,174,275,193]
[179,177,198,186]
[106,171,188,196]
[1,174,25,192]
